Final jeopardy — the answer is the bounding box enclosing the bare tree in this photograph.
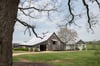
[58,26,77,44]
[0,0,100,66]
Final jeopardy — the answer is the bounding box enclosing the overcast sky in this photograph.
[13,0,100,43]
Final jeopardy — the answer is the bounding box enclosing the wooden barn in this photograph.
[19,32,66,51]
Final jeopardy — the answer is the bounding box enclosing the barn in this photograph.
[19,32,66,51]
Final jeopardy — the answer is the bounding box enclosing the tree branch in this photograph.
[18,6,57,19]
[18,6,57,12]
[16,18,43,39]
[19,9,36,18]
[95,0,100,8]
[67,0,74,24]
[82,0,92,29]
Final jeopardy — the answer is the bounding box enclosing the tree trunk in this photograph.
[0,0,19,66]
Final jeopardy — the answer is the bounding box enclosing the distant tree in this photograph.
[57,26,77,44]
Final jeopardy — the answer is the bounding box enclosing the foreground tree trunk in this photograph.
[0,0,19,66]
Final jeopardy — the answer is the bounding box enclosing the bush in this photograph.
[76,47,80,50]
[83,47,86,50]
[13,48,28,51]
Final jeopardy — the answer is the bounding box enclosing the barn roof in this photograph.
[20,32,55,46]
[76,40,85,44]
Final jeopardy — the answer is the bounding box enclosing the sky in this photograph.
[13,0,100,43]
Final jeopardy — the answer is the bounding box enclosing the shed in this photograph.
[76,40,86,50]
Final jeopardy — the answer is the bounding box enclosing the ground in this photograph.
[13,62,52,66]
[13,51,71,66]
[13,50,100,66]
[13,51,74,56]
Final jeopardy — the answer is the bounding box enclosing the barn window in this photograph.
[53,41,56,45]
[52,39,57,45]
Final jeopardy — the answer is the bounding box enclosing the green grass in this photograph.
[87,44,100,50]
[13,50,28,53]
[13,50,100,66]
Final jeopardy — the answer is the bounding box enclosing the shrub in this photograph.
[76,47,80,50]
[13,48,28,51]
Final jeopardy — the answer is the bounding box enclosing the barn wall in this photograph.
[47,34,65,51]
[28,33,66,51]
[76,43,87,50]
[66,45,75,50]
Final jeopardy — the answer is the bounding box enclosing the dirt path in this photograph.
[13,52,34,56]
[13,51,76,56]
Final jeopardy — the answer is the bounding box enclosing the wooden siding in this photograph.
[46,33,65,51]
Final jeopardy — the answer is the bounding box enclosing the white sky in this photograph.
[13,0,100,43]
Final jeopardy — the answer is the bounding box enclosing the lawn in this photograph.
[13,50,100,66]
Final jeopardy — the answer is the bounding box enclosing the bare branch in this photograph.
[18,3,57,19]
[24,27,29,35]
[67,0,74,25]
[82,0,92,29]
[18,6,57,12]
[95,0,100,8]
[19,9,36,18]
[16,18,43,39]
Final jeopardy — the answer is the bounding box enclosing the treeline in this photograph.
[86,40,100,50]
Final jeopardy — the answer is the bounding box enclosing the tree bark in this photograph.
[0,0,19,66]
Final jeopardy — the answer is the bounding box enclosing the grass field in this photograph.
[87,44,100,50]
[13,50,100,66]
